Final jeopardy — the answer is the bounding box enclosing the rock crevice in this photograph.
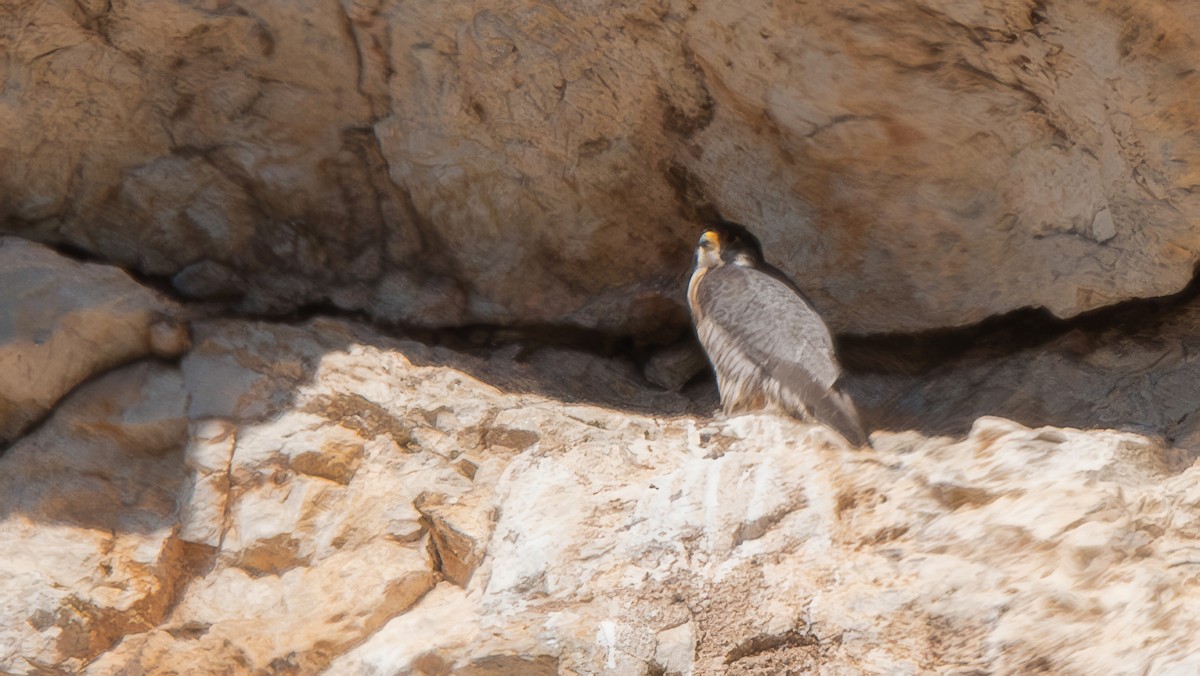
[1,242,1200,672]
[7,1,1200,334]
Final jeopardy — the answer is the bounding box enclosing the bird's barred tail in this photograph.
[774,363,872,448]
[809,387,871,448]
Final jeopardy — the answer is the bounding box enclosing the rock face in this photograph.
[851,291,1200,451]
[0,237,186,444]
[5,246,1200,673]
[0,362,194,672]
[4,1,1200,334]
[7,2,1200,671]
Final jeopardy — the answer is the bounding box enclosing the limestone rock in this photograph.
[414,491,495,588]
[177,420,236,548]
[329,386,1200,675]
[0,238,184,444]
[7,306,1200,672]
[644,339,709,392]
[85,318,487,673]
[6,2,1200,333]
[0,362,192,673]
[847,295,1200,464]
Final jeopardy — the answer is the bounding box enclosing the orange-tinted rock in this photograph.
[6,3,1200,333]
[0,239,182,443]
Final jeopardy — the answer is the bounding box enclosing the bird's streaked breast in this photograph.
[687,265,709,322]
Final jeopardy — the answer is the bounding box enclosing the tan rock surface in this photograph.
[848,288,1200,464]
[4,309,1200,673]
[0,362,192,673]
[0,238,185,443]
[5,2,1200,333]
[336,414,1200,674]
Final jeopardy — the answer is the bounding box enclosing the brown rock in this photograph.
[454,655,560,676]
[233,534,310,578]
[846,292,1200,463]
[7,3,1200,333]
[415,492,495,587]
[291,440,364,485]
[10,302,1200,672]
[644,339,709,392]
[0,238,181,442]
[0,362,191,672]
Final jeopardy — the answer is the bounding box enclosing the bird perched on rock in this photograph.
[687,221,869,447]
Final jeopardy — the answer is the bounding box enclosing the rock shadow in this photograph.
[836,272,1200,467]
[11,268,1200,540]
[0,360,193,537]
[277,271,1200,473]
[392,323,718,419]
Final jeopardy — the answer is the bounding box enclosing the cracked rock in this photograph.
[0,238,183,443]
[0,362,191,673]
[415,491,496,587]
[4,310,1200,673]
[7,2,1200,333]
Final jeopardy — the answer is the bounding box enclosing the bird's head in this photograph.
[694,221,765,270]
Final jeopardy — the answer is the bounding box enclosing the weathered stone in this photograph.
[0,362,190,673]
[415,491,494,587]
[87,548,439,675]
[0,238,182,443]
[130,316,1192,676]
[82,318,474,672]
[847,294,1200,465]
[644,339,709,392]
[8,306,1200,672]
[170,260,246,301]
[177,420,236,547]
[655,620,697,675]
[6,2,1200,333]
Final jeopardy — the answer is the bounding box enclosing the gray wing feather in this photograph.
[695,265,867,446]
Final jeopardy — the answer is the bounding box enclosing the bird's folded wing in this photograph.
[696,265,841,389]
[696,265,867,446]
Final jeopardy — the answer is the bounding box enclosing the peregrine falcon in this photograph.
[687,221,869,447]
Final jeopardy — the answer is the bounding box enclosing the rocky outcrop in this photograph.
[7,0,1200,669]
[0,361,195,672]
[4,1,1200,335]
[0,237,187,443]
[851,289,1200,450]
[5,243,1200,673]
